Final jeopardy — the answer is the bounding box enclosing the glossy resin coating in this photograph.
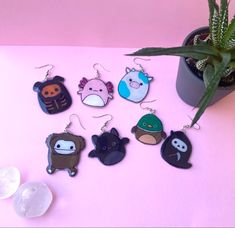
[89,128,129,165]
[33,76,72,114]
[161,130,192,169]
[118,67,153,103]
[78,77,113,107]
[46,132,86,177]
[131,114,166,145]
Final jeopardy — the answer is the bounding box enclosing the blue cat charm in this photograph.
[118,67,153,103]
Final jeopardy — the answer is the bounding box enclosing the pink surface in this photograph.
[0,46,235,227]
[0,0,234,47]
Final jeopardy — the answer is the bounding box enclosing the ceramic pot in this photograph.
[176,27,235,107]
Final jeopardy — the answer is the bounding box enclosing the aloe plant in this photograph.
[128,0,235,127]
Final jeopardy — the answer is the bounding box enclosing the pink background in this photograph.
[0,0,235,227]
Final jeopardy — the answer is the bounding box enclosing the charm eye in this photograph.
[70,146,74,150]
[99,89,103,92]
[57,144,60,148]
[174,141,177,144]
[140,83,143,86]
[55,88,59,92]
[89,88,92,91]
[129,79,132,82]
[45,91,49,95]
[143,123,147,126]
[102,146,107,150]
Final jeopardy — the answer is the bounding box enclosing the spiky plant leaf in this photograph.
[211,8,220,47]
[203,64,214,87]
[127,45,219,60]
[208,0,219,31]
[219,0,229,44]
[196,58,208,71]
[191,52,231,127]
[224,16,235,48]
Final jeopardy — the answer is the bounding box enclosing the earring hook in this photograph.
[133,57,151,73]
[182,115,200,132]
[92,114,113,133]
[64,114,86,133]
[140,99,157,114]
[93,63,110,79]
[35,64,55,80]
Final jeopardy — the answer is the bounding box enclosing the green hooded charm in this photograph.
[131,114,167,145]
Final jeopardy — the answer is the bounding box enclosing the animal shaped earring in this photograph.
[118,58,153,103]
[33,64,72,114]
[88,114,130,166]
[46,114,86,177]
[131,100,167,145]
[161,119,200,169]
[77,63,114,107]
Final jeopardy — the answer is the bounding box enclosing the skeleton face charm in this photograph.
[161,131,192,169]
[33,76,72,114]
[88,128,129,166]
[118,67,153,103]
[78,77,113,107]
[131,114,167,145]
[46,132,86,177]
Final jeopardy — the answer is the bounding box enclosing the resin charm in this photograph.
[89,128,129,165]
[161,130,192,169]
[131,114,166,145]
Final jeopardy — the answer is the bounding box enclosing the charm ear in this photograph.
[88,150,96,158]
[148,77,153,82]
[92,135,98,145]
[131,126,137,133]
[78,136,86,151]
[45,134,54,147]
[122,137,130,144]
[33,82,42,92]
[170,130,174,135]
[53,76,65,82]
[125,67,131,73]
[111,128,119,137]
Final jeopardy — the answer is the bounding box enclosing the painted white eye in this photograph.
[171,138,188,152]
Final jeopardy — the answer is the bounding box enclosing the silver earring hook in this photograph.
[92,114,113,133]
[140,99,157,114]
[93,63,110,79]
[35,64,55,80]
[64,114,86,133]
[182,115,200,132]
[133,57,151,73]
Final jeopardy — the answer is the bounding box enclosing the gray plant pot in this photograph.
[176,27,235,107]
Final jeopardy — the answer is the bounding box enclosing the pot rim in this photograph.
[182,26,235,91]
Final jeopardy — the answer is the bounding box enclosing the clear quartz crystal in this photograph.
[0,167,21,199]
[13,182,53,218]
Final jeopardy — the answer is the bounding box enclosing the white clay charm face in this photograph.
[78,77,114,107]
[118,67,153,103]
[0,167,20,199]
[54,140,76,154]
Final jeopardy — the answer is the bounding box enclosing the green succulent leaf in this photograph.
[191,52,231,127]
[219,0,229,44]
[224,15,235,48]
[203,64,215,87]
[127,45,219,60]
[209,0,219,31]
[211,8,220,47]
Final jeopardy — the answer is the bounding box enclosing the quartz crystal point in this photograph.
[0,167,20,199]
[13,182,53,218]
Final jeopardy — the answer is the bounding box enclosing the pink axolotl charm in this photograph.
[78,77,114,107]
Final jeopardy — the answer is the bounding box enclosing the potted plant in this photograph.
[128,0,235,127]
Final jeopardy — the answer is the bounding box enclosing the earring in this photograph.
[118,58,153,103]
[131,100,167,145]
[88,114,130,166]
[77,63,114,107]
[161,118,200,169]
[33,64,72,114]
[46,114,86,177]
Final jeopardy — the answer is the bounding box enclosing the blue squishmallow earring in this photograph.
[33,64,72,114]
[118,58,153,103]
[88,114,130,166]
